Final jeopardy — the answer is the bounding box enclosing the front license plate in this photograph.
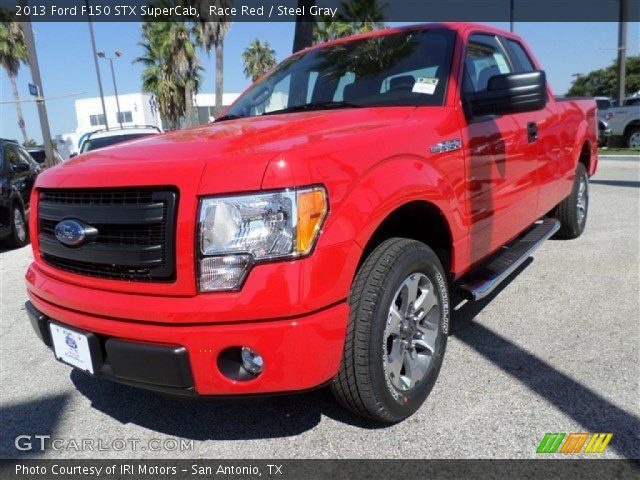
[49,323,95,374]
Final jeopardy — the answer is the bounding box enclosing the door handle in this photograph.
[527,122,538,143]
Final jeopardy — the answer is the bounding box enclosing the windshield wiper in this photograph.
[214,114,244,122]
[262,101,364,116]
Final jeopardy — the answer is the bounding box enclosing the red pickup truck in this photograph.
[25,23,597,423]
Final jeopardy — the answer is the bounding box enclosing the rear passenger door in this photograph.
[503,36,562,217]
[459,33,539,264]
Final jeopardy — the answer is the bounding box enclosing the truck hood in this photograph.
[36,107,415,193]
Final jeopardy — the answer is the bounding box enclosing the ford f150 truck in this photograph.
[25,23,598,423]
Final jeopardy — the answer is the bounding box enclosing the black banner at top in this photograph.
[1,0,639,22]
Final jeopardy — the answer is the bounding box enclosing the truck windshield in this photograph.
[222,28,455,120]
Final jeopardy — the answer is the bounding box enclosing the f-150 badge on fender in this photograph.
[430,139,461,154]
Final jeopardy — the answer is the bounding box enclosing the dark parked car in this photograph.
[1,139,40,247]
[27,146,64,167]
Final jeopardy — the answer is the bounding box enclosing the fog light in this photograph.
[240,347,264,376]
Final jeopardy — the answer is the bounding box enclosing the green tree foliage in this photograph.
[567,55,640,98]
[134,21,202,128]
[0,7,29,142]
[191,0,232,115]
[242,39,277,82]
[313,0,387,45]
[312,20,354,44]
[336,0,386,33]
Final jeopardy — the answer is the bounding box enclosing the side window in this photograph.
[18,148,37,168]
[116,111,133,123]
[5,146,27,171]
[89,114,105,127]
[506,39,535,72]
[464,34,512,93]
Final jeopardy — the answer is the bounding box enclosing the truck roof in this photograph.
[296,22,524,56]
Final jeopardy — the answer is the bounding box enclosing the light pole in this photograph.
[86,0,108,129]
[617,0,629,106]
[510,0,514,32]
[18,3,55,168]
[97,50,123,129]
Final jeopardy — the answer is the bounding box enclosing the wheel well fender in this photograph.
[320,155,462,282]
[624,120,640,138]
[359,200,454,276]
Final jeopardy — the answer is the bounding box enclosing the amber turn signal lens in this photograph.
[296,188,327,254]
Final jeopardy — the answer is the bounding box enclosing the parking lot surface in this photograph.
[1,159,638,459]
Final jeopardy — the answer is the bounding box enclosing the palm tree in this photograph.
[292,0,316,53]
[191,0,231,116]
[0,10,29,143]
[168,23,200,127]
[337,0,387,32]
[312,19,354,44]
[242,39,277,82]
[134,22,202,128]
[311,0,387,46]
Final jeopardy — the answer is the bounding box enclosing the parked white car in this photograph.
[74,126,162,156]
[595,97,613,147]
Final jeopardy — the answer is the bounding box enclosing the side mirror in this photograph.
[465,70,547,117]
[11,163,30,173]
[69,153,78,158]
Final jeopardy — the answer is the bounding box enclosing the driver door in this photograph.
[459,33,539,265]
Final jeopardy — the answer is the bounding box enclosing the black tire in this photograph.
[552,163,589,239]
[626,126,640,149]
[4,204,29,248]
[331,238,449,423]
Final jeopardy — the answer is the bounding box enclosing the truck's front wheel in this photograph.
[331,238,449,423]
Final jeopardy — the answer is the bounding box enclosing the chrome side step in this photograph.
[458,218,560,301]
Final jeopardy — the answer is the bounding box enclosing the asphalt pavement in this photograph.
[1,158,638,460]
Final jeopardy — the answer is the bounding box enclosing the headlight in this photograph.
[198,186,328,291]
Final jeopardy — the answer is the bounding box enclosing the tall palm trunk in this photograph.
[9,73,28,143]
[215,40,223,115]
[185,82,194,128]
[292,0,315,52]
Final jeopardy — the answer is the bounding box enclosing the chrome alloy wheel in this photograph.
[383,273,439,392]
[14,208,26,242]
[576,174,588,226]
[628,132,640,149]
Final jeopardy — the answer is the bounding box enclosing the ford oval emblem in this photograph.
[54,219,87,247]
[65,333,78,350]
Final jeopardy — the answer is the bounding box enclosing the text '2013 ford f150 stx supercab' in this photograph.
[25,23,598,422]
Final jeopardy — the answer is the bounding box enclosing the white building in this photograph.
[194,93,242,123]
[75,93,162,133]
[56,92,242,159]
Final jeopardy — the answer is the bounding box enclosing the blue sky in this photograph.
[1,21,638,143]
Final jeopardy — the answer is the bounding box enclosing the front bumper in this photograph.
[26,295,349,396]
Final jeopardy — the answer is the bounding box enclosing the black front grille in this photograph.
[38,188,177,282]
[40,219,166,246]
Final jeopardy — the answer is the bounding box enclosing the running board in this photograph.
[458,218,560,301]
